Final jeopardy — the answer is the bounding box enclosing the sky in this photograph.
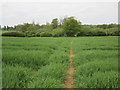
[0,0,119,26]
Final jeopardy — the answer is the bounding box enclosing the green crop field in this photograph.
[2,36,119,88]
[72,36,119,88]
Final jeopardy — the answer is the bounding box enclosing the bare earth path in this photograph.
[64,41,75,88]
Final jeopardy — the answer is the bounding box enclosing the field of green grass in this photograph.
[73,36,118,88]
[2,36,119,88]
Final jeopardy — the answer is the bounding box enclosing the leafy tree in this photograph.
[52,28,65,37]
[59,16,75,28]
[51,18,58,29]
[44,22,53,31]
[97,24,108,29]
[63,17,81,36]
[2,26,7,30]
[40,32,52,37]
[15,23,30,32]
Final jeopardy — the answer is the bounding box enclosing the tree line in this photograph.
[1,16,119,37]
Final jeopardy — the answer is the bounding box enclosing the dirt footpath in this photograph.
[64,41,75,88]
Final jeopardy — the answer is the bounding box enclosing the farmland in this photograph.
[72,36,118,88]
[2,36,119,88]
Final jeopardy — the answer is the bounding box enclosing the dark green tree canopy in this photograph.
[51,18,58,29]
[1,16,119,37]
[63,17,81,36]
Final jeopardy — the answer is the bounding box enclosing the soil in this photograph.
[64,41,75,88]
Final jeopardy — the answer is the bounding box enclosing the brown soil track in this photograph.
[64,41,75,88]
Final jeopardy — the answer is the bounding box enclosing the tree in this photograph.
[51,18,58,29]
[44,22,53,31]
[59,16,75,28]
[2,26,7,30]
[63,17,81,36]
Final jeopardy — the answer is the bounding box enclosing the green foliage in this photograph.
[2,31,25,37]
[35,32,41,37]
[40,32,52,37]
[1,26,15,30]
[1,18,119,37]
[43,23,53,31]
[63,17,81,36]
[97,24,118,29]
[51,18,58,29]
[0,30,16,35]
[77,25,119,36]
[15,23,41,34]
[52,28,65,37]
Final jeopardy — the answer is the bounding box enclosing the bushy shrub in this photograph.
[35,32,41,37]
[107,28,119,36]
[52,28,65,37]
[77,28,107,36]
[2,31,25,37]
[77,31,86,36]
[112,30,120,36]
[95,30,106,36]
[40,32,52,37]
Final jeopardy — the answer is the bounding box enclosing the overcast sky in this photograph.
[0,1,118,26]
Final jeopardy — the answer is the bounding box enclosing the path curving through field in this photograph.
[64,41,75,88]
